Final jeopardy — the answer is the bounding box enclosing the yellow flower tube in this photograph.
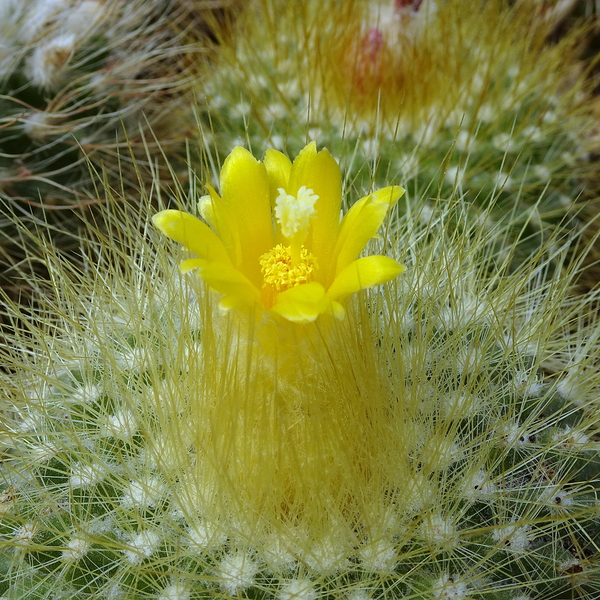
[153,142,405,324]
[151,143,408,556]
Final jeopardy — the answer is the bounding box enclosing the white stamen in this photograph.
[274,186,318,241]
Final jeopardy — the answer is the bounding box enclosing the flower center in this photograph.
[259,244,317,292]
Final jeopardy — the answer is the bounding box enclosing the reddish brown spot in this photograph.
[352,28,387,94]
[564,563,584,575]
[395,0,424,10]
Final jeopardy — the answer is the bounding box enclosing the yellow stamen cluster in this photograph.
[260,244,317,292]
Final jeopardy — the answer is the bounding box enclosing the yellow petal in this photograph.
[333,186,404,276]
[195,261,261,311]
[264,148,293,244]
[179,258,207,273]
[288,143,342,285]
[264,148,292,202]
[327,256,405,301]
[270,282,332,324]
[178,258,260,310]
[219,147,275,285]
[152,210,232,265]
[202,183,251,268]
[201,184,227,234]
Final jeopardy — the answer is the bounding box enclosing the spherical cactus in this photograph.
[198,0,597,263]
[0,0,243,334]
[0,0,239,206]
[1,141,599,599]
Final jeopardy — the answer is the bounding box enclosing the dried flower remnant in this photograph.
[327,0,441,115]
[352,28,388,94]
[396,0,424,9]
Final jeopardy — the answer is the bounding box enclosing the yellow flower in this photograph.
[153,142,405,323]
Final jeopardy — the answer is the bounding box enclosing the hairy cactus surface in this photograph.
[1,1,600,599]
[1,150,599,599]
[0,0,175,203]
[0,0,239,206]
[0,0,243,334]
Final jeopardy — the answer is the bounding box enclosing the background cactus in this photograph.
[0,0,245,205]
[0,0,242,336]
[198,0,598,263]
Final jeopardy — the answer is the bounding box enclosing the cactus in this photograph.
[0,1,176,204]
[198,0,597,261]
[0,0,242,334]
[2,1,600,599]
[1,143,600,599]
[0,0,239,206]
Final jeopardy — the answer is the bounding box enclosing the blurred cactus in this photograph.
[0,0,240,206]
[0,0,243,336]
[198,0,597,262]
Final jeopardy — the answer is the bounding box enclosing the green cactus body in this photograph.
[2,1,600,598]
[1,189,599,599]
